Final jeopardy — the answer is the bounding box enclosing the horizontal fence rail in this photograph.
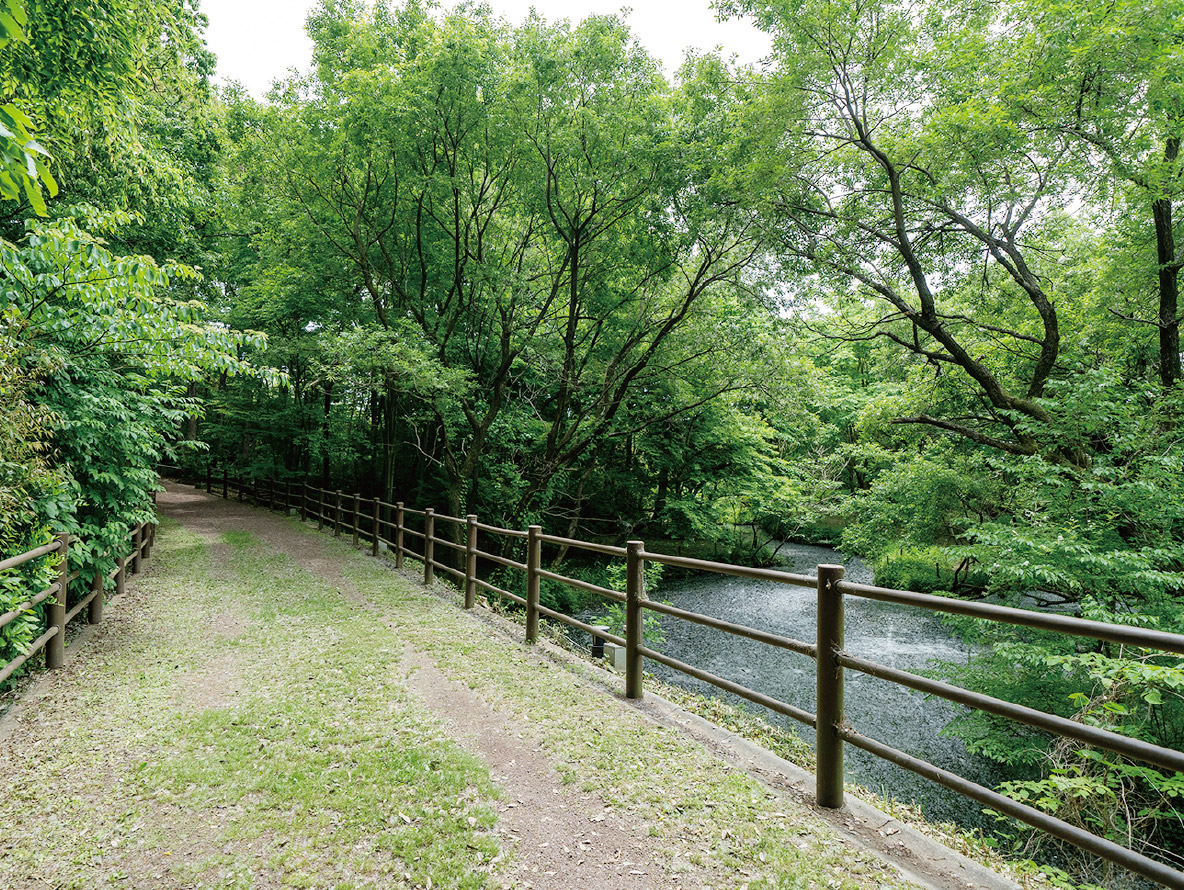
[839,579,1184,656]
[168,463,1184,890]
[1,519,154,687]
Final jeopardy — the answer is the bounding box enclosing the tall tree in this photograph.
[1,0,272,673]
[503,22,762,518]
[1006,0,1184,387]
[724,0,1165,462]
[231,3,764,529]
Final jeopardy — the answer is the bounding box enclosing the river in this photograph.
[644,542,1000,828]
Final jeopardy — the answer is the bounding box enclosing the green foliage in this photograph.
[0,273,64,668]
[0,0,25,47]
[586,560,666,647]
[3,208,272,613]
[0,0,272,680]
[0,0,57,215]
[1,0,211,191]
[933,593,1184,880]
[202,0,774,547]
[1004,655,1184,880]
[840,455,993,559]
[0,533,57,669]
[872,546,984,596]
[0,306,63,545]
[0,100,56,214]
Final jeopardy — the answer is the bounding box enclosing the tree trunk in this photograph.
[185,381,198,440]
[1154,137,1181,388]
[652,465,669,522]
[321,382,332,487]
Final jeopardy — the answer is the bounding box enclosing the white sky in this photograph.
[200,0,772,98]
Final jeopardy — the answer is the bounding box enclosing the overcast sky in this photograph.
[199,0,773,98]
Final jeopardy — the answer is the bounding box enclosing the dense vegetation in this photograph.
[0,1,268,664]
[2,0,1182,885]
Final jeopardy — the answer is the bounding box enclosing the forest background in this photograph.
[1,0,1183,885]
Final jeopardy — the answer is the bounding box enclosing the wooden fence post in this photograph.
[300,483,308,522]
[132,524,143,575]
[222,469,228,499]
[116,553,127,598]
[317,488,324,531]
[237,475,243,502]
[465,514,478,609]
[334,490,343,537]
[526,525,541,643]
[352,493,361,547]
[625,540,645,699]
[395,502,405,568]
[816,563,847,809]
[88,571,103,624]
[46,532,69,669]
[371,499,381,558]
[423,509,435,585]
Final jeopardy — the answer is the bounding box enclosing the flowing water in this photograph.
[645,542,1000,828]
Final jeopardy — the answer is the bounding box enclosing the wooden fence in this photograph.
[173,467,1184,889]
[1,520,155,686]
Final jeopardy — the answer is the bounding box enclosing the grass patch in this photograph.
[339,549,917,890]
[646,678,817,770]
[0,520,502,890]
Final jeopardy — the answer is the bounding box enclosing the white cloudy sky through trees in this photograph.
[199,0,773,97]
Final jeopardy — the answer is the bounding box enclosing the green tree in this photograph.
[725,0,1112,463]
[217,3,766,540]
[1,205,272,678]
[4,208,270,558]
[1000,0,1184,387]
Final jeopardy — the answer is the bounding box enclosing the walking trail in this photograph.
[0,483,1009,890]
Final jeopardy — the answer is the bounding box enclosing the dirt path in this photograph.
[162,486,685,890]
[0,483,962,890]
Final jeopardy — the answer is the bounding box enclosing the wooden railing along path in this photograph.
[174,467,1184,889]
[1,520,155,686]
